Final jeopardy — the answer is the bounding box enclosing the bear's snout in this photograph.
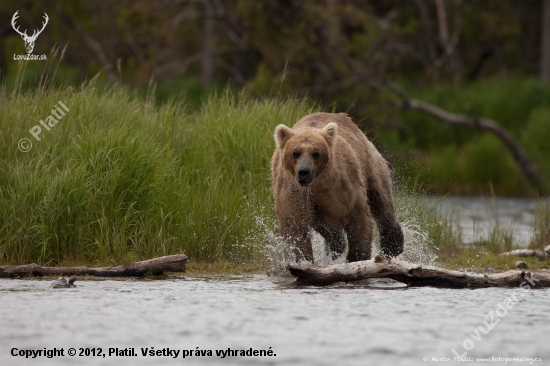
[296,158,314,187]
[297,167,312,186]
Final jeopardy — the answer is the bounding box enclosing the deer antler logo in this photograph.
[11,11,49,54]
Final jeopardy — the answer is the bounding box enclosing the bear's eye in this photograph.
[312,152,320,160]
[292,151,300,159]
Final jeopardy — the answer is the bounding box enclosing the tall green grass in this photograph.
[0,83,315,265]
[530,200,550,250]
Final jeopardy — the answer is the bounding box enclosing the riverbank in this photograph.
[1,82,548,272]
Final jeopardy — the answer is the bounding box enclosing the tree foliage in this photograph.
[0,0,544,90]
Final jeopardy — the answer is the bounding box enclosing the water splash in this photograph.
[398,219,438,266]
[250,194,441,275]
[252,214,295,276]
[251,214,348,276]
[394,195,440,266]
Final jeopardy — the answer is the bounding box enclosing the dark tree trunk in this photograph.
[0,26,10,82]
[542,0,550,83]
[201,0,215,88]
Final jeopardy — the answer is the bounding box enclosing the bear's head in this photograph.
[273,123,338,187]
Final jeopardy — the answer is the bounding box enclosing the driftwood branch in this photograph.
[288,254,550,288]
[386,81,546,193]
[501,245,550,260]
[0,254,188,278]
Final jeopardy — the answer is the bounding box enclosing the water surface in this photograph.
[2,196,548,365]
[1,276,548,366]
[425,196,540,246]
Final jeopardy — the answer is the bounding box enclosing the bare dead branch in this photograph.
[70,18,120,83]
[385,81,546,193]
[216,59,246,86]
[153,46,233,79]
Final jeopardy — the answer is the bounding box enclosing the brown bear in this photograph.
[271,112,403,263]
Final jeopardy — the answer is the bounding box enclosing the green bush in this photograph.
[462,134,523,194]
[522,107,550,176]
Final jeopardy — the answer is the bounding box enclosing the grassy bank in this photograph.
[0,82,314,266]
[1,82,548,274]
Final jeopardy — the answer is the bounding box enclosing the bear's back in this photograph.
[293,112,355,131]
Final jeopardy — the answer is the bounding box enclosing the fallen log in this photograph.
[501,245,550,260]
[288,254,550,288]
[0,254,188,278]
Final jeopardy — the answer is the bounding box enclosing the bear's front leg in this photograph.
[314,224,346,260]
[380,226,404,257]
[366,176,404,257]
[344,203,373,262]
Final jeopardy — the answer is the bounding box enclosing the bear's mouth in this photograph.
[298,179,312,187]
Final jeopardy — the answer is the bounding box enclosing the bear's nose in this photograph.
[298,168,310,177]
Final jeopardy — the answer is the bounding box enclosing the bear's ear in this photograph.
[274,124,294,148]
[322,122,338,145]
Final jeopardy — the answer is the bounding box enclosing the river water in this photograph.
[1,197,548,366]
[424,196,541,246]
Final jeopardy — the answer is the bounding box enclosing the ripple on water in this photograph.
[0,277,549,365]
